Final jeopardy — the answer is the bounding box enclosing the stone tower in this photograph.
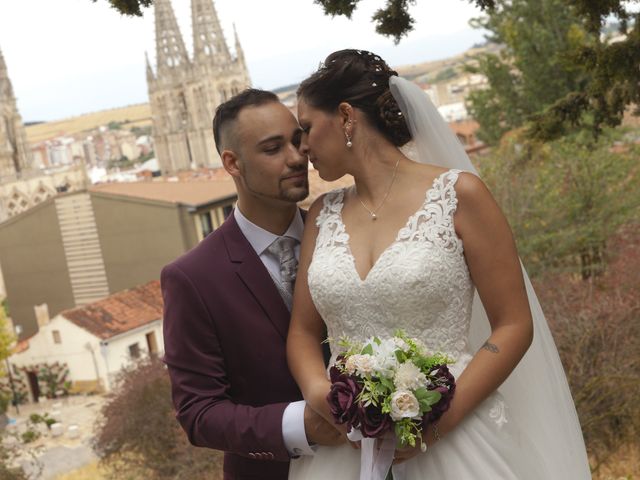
[147,0,250,174]
[0,45,33,179]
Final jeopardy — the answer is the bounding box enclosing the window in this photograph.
[52,330,61,344]
[128,343,141,359]
[200,212,213,237]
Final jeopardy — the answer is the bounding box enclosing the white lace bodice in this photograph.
[308,169,475,365]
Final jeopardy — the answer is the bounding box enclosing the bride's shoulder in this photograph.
[305,187,348,222]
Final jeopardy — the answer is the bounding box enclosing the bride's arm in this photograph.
[438,172,534,435]
[396,171,534,463]
[287,196,334,423]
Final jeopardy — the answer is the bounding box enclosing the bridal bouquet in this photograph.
[327,331,456,451]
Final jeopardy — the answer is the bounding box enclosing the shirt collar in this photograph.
[234,206,304,256]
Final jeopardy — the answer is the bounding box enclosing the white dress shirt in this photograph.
[233,207,314,457]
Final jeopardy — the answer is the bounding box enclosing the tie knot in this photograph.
[267,236,298,259]
[267,236,298,286]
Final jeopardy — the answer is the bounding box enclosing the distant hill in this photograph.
[25,104,152,143]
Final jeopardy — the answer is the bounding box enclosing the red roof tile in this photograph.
[60,281,162,340]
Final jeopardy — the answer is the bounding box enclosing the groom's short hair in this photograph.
[213,89,280,154]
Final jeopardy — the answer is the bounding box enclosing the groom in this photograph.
[161,89,341,480]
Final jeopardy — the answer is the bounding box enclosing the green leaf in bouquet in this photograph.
[373,336,382,346]
[395,350,408,363]
[414,387,442,407]
[361,343,374,355]
[380,376,395,392]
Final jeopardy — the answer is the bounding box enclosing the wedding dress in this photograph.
[289,76,590,479]
[289,170,552,479]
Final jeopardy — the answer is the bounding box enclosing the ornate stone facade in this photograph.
[0,165,87,222]
[0,46,33,179]
[147,0,250,174]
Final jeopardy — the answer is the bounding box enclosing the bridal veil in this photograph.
[389,76,591,478]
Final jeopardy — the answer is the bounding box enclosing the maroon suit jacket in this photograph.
[161,212,304,480]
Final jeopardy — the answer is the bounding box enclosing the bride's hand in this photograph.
[392,419,448,464]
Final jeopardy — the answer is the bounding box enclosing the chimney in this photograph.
[34,303,50,328]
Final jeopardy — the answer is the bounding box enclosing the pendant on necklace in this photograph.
[371,213,377,220]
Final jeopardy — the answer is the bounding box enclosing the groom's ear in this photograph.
[222,149,242,178]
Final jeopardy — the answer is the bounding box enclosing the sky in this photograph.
[0,0,487,123]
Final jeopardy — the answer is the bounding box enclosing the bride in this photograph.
[286,50,591,479]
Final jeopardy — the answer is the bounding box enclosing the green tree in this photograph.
[479,128,640,278]
[0,304,16,367]
[466,0,593,144]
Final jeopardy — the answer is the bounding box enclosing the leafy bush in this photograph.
[0,445,28,480]
[93,356,223,479]
[534,225,640,472]
[37,363,70,398]
[479,130,640,472]
[20,430,39,444]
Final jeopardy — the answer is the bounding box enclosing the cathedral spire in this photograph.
[191,0,231,66]
[145,51,155,83]
[154,0,190,76]
[0,46,7,76]
[233,23,245,65]
[0,45,14,100]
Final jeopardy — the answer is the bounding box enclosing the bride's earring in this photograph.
[345,121,353,148]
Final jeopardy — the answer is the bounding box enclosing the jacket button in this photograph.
[248,453,256,459]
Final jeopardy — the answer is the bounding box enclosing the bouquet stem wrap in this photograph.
[348,429,402,480]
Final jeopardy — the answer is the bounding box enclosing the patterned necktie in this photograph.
[266,236,299,310]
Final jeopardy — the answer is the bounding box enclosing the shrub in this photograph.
[534,225,640,472]
[93,356,223,479]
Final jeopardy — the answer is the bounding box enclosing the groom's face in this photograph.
[232,102,309,204]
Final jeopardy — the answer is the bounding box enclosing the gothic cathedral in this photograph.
[147,0,250,174]
[0,46,32,179]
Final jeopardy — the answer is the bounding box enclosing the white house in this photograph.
[8,281,164,401]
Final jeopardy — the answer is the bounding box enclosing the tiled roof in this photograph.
[60,281,162,340]
[90,173,237,207]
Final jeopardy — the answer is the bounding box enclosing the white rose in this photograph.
[389,390,421,421]
[393,362,427,391]
[349,354,376,376]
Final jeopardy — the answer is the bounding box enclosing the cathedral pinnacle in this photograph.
[154,0,190,76]
[192,0,231,66]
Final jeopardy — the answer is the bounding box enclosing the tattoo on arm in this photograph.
[481,341,500,354]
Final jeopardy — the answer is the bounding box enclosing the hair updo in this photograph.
[297,49,412,147]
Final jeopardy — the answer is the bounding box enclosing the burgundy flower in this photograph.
[357,403,392,438]
[423,364,456,424]
[327,366,362,426]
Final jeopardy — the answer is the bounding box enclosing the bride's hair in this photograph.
[297,49,412,147]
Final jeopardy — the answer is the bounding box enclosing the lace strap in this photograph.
[314,188,348,249]
[315,188,345,227]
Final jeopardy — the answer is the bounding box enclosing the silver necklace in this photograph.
[356,157,400,221]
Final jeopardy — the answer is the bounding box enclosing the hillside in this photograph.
[25,104,152,143]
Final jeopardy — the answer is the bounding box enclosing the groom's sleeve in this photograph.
[161,263,291,462]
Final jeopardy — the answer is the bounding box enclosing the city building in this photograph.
[8,281,164,398]
[0,175,237,338]
[147,0,250,173]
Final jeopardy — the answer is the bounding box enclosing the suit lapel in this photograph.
[221,215,290,340]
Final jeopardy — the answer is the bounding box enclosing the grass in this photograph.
[592,443,639,480]
[25,104,152,143]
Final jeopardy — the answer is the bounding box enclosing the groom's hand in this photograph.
[304,405,345,447]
